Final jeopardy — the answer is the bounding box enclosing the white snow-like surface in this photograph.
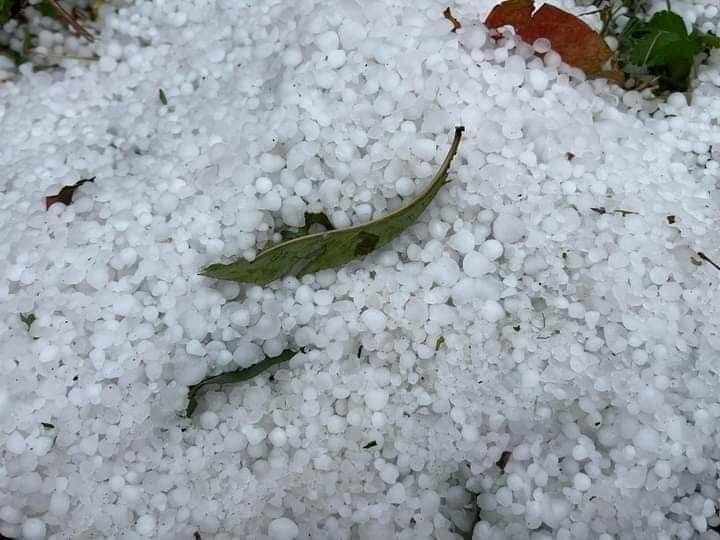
[2,0,720,538]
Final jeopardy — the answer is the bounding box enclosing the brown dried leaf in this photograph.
[45,176,95,209]
[485,0,614,77]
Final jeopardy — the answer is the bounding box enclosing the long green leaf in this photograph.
[186,349,297,416]
[203,126,465,284]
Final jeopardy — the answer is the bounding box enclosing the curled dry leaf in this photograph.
[485,0,621,79]
[45,176,95,209]
[443,7,462,32]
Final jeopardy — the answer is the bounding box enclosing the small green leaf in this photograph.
[435,336,446,351]
[0,0,10,24]
[645,10,688,38]
[186,349,297,416]
[158,88,168,105]
[630,31,686,66]
[691,29,720,49]
[20,312,36,330]
[203,127,464,285]
[279,212,335,241]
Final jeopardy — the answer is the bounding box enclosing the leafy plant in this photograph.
[203,127,465,285]
[186,349,298,416]
[619,9,720,91]
[0,0,94,67]
[580,0,720,92]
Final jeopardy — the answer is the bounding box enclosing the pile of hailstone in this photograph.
[2,0,720,538]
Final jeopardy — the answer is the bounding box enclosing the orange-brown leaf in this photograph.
[485,0,613,76]
[485,0,534,36]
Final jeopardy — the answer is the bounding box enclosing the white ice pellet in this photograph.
[260,154,286,173]
[22,518,47,539]
[268,517,299,540]
[283,48,302,67]
[492,214,525,243]
[449,230,475,254]
[482,301,505,322]
[528,69,548,92]
[316,31,339,52]
[365,389,389,411]
[395,177,415,196]
[39,344,60,363]
[387,483,406,504]
[339,20,367,49]
[6,431,26,454]
[462,251,493,277]
[460,28,487,50]
[269,427,287,447]
[156,192,179,215]
[411,139,437,162]
[478,241,503,264]
[200,411,219,429]
[361,309,387,334]
[49,492,70,516]
[533,38,552,53]
[573,473,591,491]
[136,514,156,536]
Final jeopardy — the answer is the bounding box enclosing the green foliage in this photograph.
[621,10,720,91]
[20,312,35,330]
[278,212,335,241]
[584,0,720,93]
[186,350,297,416]
[0,0,11,25]
[203,127,464,285]
[158,88,168,105]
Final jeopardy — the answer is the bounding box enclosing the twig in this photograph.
[697,252,720,272]
[46,0,94,42]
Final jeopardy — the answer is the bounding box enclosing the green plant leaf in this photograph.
[279,211,335,241]
[691,29,720,49]
[645,10,688,37]
[158,88,168,105]
[625,11,714,67]
[203,126,465,285]
[20,312,36,330]
[0,0,9,23]
[185,349,297,416]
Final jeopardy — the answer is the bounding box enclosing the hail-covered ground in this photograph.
[2,0,720,538]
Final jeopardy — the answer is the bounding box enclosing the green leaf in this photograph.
[645,10,688,38]
[0,0,25,25]
[0,0,11,24]
[691,29,720,49]
[203,126,465,285]
[20,312,35,330]
[158,88,168,105]
[279,211,335,241]
[186,349,297,416]
[629,30,686,66]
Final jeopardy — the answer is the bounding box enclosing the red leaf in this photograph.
[45,177,95,210]
[485,0,614,77]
